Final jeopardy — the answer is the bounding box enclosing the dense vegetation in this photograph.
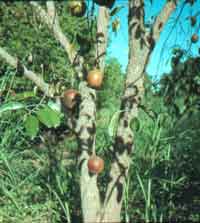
[0,2,199,223]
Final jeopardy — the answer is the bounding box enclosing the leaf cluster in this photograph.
[160,54,200,117]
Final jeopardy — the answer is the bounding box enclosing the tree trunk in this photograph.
[96,6,110,70]
[75,82,100,222]
[77,6,110,223]
[99,0,176,221]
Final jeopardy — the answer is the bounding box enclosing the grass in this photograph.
[0,103,200,222]
[0,71,199,222]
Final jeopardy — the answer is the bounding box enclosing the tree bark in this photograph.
[77,6,110,223]
[29,3,103,222]
[100,0,176,222]
[75,82,101,223]
[96,6,110,71]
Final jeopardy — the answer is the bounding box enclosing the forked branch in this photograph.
[0,47,54,97]
[101,0,176,222]
[30,1,76,63]
[153,1,176,40]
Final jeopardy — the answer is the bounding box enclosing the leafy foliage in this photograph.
[160,54,200,118]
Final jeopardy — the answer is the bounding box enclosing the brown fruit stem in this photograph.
[92,134,96,156]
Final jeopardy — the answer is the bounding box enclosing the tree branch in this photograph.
[31,3,101,221]
[96,6,110,71]
[76,5,111,222]
[101,0,176,221]
[30,1,76,64]
[73,82,101,223]
[0,47,54,97]
[153,1,176,41]
[46,1,56,19]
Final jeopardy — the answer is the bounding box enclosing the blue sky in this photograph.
[106,0,200,79]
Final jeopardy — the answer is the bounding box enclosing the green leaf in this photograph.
[24,115,39,139]
[0,102,25,114]
[110,6,124,17]
[175,97,186,114]
[108,110,124,138]
[130,117,141,132]
[112,18,120,33]
[48,100,62,113]
[9,91,36,101]
[36,106,61,128]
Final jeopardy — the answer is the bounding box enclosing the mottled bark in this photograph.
[74,82,101,222]
[29,2,101,222]
[153,1,176,40]
[100,0,176,222]
[96,6,110,71]
[100,1,148,221]
[77,5,110,223]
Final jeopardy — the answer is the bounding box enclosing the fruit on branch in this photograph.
[191,34,198,43]
[63,89,80,109]
[68,0,86,17]
[87,69,103,89]
[93,0,115,9]
[87,155,104,174]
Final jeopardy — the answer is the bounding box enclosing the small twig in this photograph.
[92,134,96,156]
